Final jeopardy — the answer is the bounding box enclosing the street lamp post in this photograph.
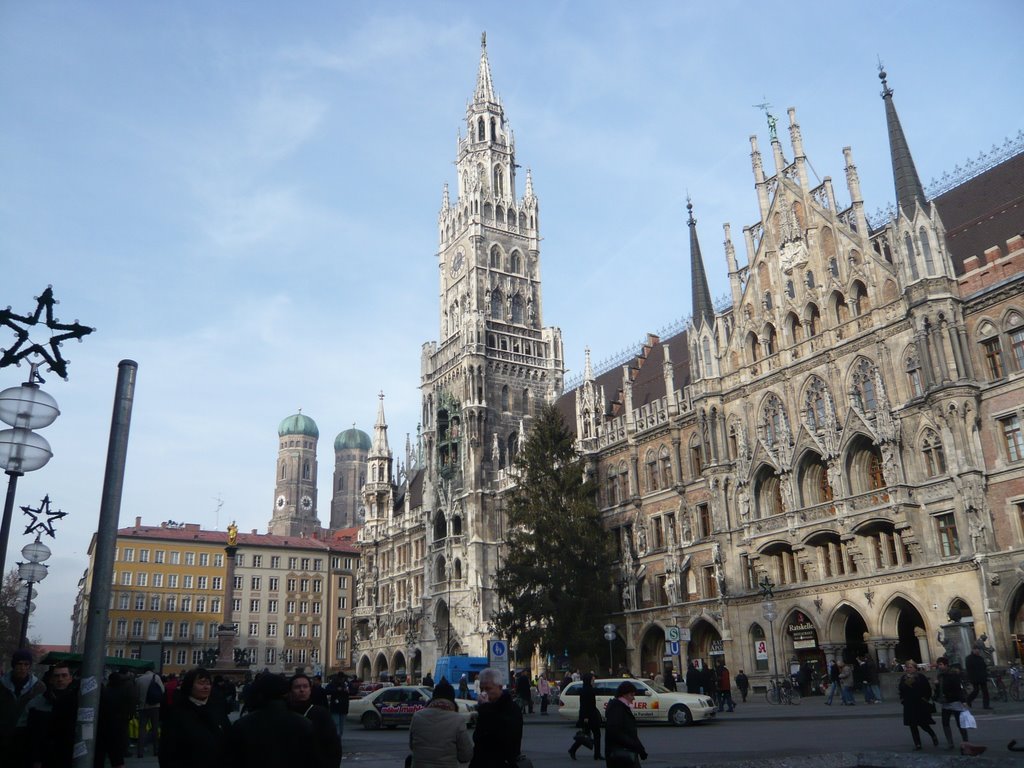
[760,577,781,686]
[0,372,59,576]
[604,624,617,675]
[17,536,51,647]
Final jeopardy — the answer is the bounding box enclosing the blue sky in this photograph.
[2,1,1021,642]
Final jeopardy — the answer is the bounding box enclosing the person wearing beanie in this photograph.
[409,680,473,768]
[1,649,45,768]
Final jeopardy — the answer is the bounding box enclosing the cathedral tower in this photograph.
[331,426,370,529]
[270,412,321,537]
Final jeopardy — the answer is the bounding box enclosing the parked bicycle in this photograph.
[991,664,1021,702]
[765,677,801,705]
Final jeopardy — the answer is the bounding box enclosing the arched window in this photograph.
[806,304,820,336]
[851,358,879,413]
[501,385,509,411]
[493,165,504,196]
[754,466,783,518]
[452,515,462,536]
[490,245,502,269]
[804,377,829,431]
[786,312,802,344]
[280,462,286,479]
[760,393,788,447]
[785,280,795,299]
[832,292,849,324]
[851,281,869,316]
[302,461,311,480]
[702,337,713,376]
[797,451,834,506]
[904,232,919,280]
[689,434,704,476]
[490,290,503,320]
[434,514,447,541]
[764,325,777,355]
[495,206,504,225]
[510,251,521,273]
[806,270,816,289]
[829,257,840,279]
[435,556,447,583]
[522,388,530,415]
[747,332,760,363]
[646,450,659,492]
[764,291,773,310]
[845,435,888,499]
[507,432,518,463]
[511,294,524,323]
[921,429,946,477]
[476,118,485,142]
[919,227,935,275]
[659,445,673,486]
[905,348,923,397]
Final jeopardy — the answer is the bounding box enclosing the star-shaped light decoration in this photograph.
[758,575,775,599]
[21,494,67,538]
[0,286,95,380]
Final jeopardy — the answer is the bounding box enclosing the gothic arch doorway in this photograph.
[638,625,665,678]
[411,649,423,682]
[393,651,407,683]
[880,596,927,663]
[688,619,724,667]
[1007,584,1024,661]
[357,655,371,681]
[435,600,452,655]
[372,652,389,681]
[829,604,869,662]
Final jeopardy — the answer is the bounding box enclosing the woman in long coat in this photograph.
[898,661,938,751]
[604,681,646,768]
[159,668,231,768]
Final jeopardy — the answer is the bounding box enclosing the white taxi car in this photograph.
[348,685,477,729]
[558,678,716,726]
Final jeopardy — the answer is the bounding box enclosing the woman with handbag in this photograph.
[568,673,602,761]
[898,661,938,751]
[604,681,647,768]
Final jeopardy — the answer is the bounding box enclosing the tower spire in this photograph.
[370,391,390,456]
[879,65,927,216]
[687,197,714,330]
[475,31,496,104]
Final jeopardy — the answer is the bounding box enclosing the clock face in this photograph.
[275,495,286,510]
[301,495,313,511]
[450,248,465,276]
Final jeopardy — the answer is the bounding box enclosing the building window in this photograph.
[212,577,222,591]
[182,575,192,589]
[921,430,946,477]
[271,556,281,569]
[176,650,187,665]
[267,622,278,637]
[178,622,189,638]
[199,553,209,566]
[114,619,127,637]
[906,352,924,397]
[251,576,262,591]
[139,549,150,563]
[137,572,148,587]
[703,566,719,598]
[288,557,298,570]
[697,503,713,538]
[148,620,159,639]
[211,598,221,613]
[300,601,309,613]
[120,572,132,586]
[134,594,145,610]
[1001,415,1024,462]
[286,624,295,637]
[1011,329,1024,372]
[299,624,309,638]
[287,578,297,592]
[152,573,163,587]
[185,552,195,565]
[214,554,223,567]
[192,649,203,665]
[287,600,296,613]
[312,601,322,614]
[312,579,322,593]
[936,513,960,557]
[268,599,278,612]
[269,577,279,591]
[266,648,276,665]
[982,338,1004,379]
[155,550,165,564]
[300,579,310,592]
[250,599,260,612]
[232,598,241,612]
[131,620,143,637]
[150,596,160,610]
[337,596,347,609]
[196,598,206,612]
[166,596,177,611]
[233,576,242,590]
[313,559,323,571]
[198,576,208,590]
[252,555,263,568]
[170,552,180,565]
[249,622,259,637]
[235,554,244,567]
[181,597,191,611]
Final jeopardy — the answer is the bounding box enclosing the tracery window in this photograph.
[851,358,879,414]
[906,349,924,397]
[804,377,829,431]
[759,393,788,447]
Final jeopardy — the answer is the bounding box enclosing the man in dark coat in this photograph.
[735,670,750,703]
[685,661,700,695]
[514,670,533,714]
[325,674,349,738]
[604,681,647,768]
[227,674,317,768]
[26,662,78,768]
[964,647,991,709]
[289,673,342,768]
[933,656,969,750]
[470,668,522,768]
[1,648,46,768]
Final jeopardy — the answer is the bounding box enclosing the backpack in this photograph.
[145,674,163,706]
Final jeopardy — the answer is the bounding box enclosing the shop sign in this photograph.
[786,611,818,650]
[708,639,725,656]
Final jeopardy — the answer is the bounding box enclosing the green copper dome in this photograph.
[279,412,319,438]
[335,427,371,451]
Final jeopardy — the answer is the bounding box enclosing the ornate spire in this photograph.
[523,168,535,200]
[442,182,450,210]
[474,31,496,104]
[879,65,927,216]
[584,347,594,381]
[687,197,714,330]
[370,391,390,457]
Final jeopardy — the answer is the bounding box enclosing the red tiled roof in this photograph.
[117,523,359,553]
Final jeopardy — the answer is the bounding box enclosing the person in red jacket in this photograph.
[716,662,735,713]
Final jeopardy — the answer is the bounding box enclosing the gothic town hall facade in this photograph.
[353,40,1024,683]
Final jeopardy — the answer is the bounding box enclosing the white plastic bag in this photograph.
[959,709,977,730]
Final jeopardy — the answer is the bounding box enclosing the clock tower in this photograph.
[413,34,565,660]
[270,411,321,537]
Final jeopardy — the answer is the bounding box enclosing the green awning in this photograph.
[40,651,155,671]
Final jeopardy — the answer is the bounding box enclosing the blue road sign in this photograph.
[668,640,680,656]
[490,640,507,659]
